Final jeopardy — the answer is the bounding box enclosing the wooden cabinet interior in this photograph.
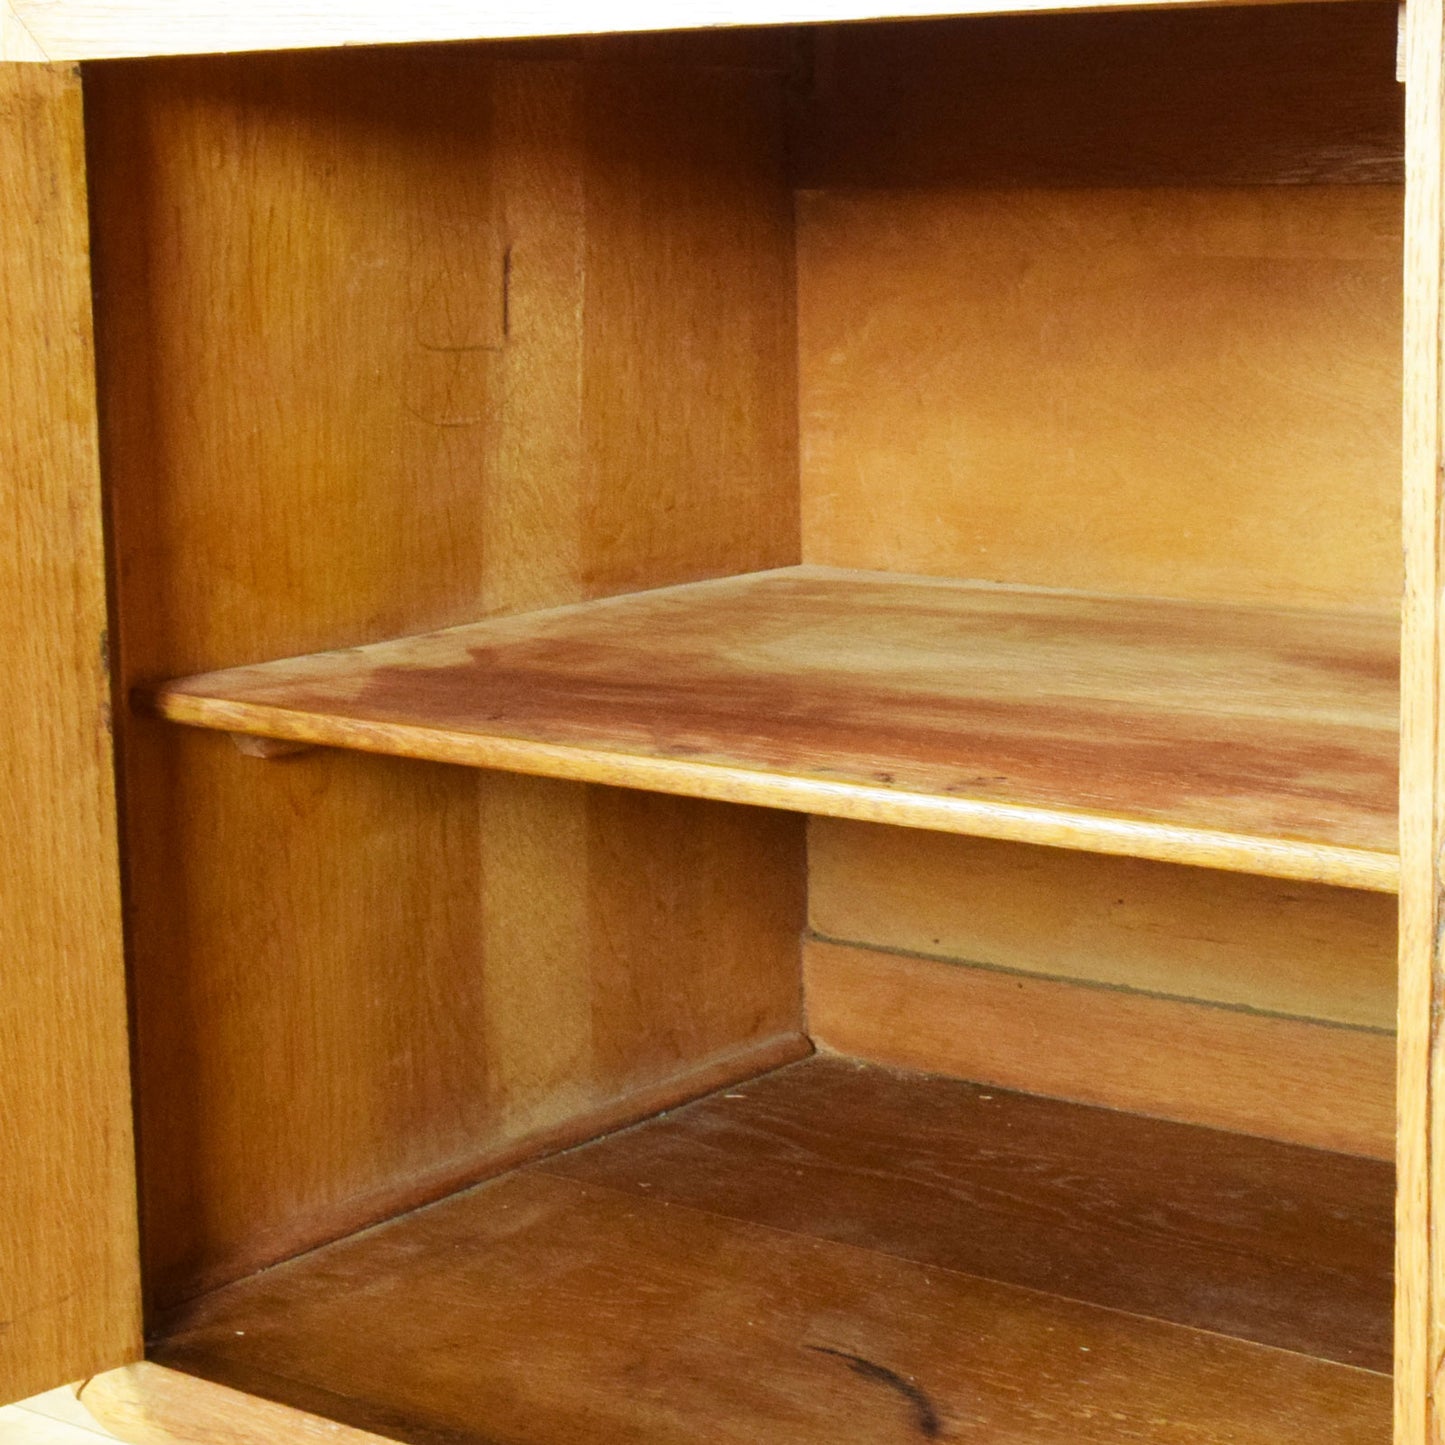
[78,4,1404,1440]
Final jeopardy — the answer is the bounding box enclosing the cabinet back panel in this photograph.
[804,939,1395,1159]
[805,824,1396,1149]
[797,183,1400,1122]
[810,822,1396,1030]
[87,44,803,1310]
[799,184,1402,609]
[795,12,1403,1115]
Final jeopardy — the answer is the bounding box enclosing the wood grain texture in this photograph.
[799,186,1402,612]
[0,1404,122,1445]
[543,1057,1394,1371]
[14,1384,130,1436]
[1,4,48,60]
[795,4,1403,189]
[0,62,141,1405]
[147,1183,1390,1445]
[1397,0,1442,1437]
[147,567,1399,890]
[2,0,1374,64]
[87,47,802,1310]
[809,821,1397,1028]
[81,1364,396,1445]
[14,1386,114,1436]
[804,939,1396,1159]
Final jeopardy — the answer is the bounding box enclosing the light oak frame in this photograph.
[0,0,1373,64]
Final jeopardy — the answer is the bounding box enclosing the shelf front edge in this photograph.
[141,690,1400,895]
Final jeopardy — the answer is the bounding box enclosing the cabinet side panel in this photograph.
[1397,0,1442,1437]
[0,62,141,1402]
[581,59,799,593]
[87,45,802,1310]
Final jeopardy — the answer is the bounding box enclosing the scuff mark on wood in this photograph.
[809,1345,942,1437]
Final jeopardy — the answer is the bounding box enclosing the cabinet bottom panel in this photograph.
[117,1057,1392,1444]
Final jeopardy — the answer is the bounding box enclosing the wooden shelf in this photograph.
[149,1057,1392,1444]
[144,567,1399,891]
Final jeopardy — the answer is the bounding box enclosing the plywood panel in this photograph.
[0,62,141,1403]
[149,568,1398,890]
[147,1168,1389,1445]
[88,45,802,1309]
[804,939,1395,1158]
[796,4,1403,189]
[799,185,1402,611]
[809,822,1397,1028]
[544,1057,1394,1371]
